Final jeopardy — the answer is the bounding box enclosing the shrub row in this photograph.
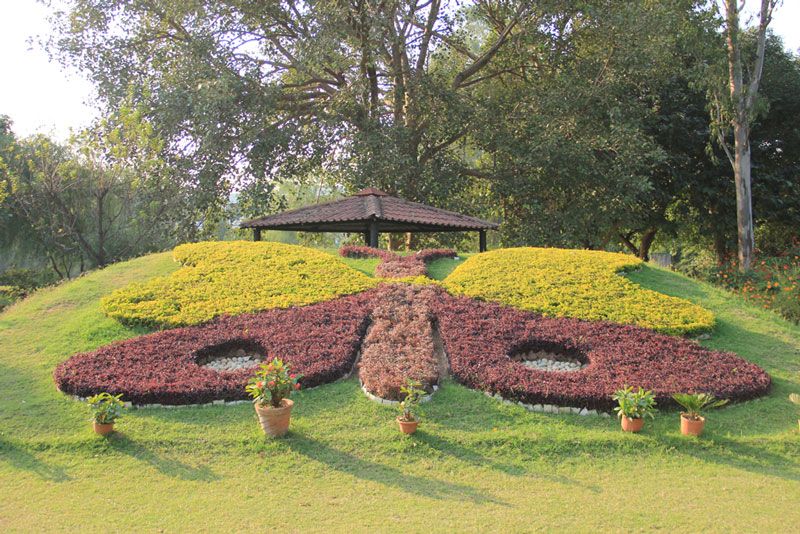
[430,289,770,411]
[443,247,715,335]
[102,241,378,328]
[57,284,769,408]
[56,292,375,405]
[358,285,440,400]
[339,246,457,279]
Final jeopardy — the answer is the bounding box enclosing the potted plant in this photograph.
[612,386,656,432]
[246,358,301,437]
[87,392,125,436]
[790,393,800,431]
[396,379,424,435]
[672,392,728,436]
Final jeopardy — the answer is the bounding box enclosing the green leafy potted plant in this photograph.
[397,379,424,435]
[672,392,728,436]
[790,393,800,431]
[87,392,125,436]
[246,358,301,437]
[612,386,656,432]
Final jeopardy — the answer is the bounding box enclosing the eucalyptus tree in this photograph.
[713,0,780,271]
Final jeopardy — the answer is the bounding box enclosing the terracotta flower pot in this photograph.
[255,398,294,437]
[93,421,115,436]
[680,414,705,436]
[397,416,419,435]
[620,415,644,432]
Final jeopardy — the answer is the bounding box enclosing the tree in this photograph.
[465,0,713,254]
[715,0,779,271]
[1,108,184,276]
[46,0,545,230]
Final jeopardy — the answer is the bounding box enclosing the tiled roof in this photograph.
[241,188,497,231]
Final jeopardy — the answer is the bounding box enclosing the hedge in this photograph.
[443,247,715,335]
[339,246,457,279]
[59,285,769,408]
[102,241,379,328]
[56,291,375,405]
[359,285,439,400]
[431,289,769,410]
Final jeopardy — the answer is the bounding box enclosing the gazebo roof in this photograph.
[240,188,498,233]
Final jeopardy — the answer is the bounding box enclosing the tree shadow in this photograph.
[106,433,219,482]
[413,430,600,492]
[283,432,509,505]
[653,432,800,483]
[0,438,71,482]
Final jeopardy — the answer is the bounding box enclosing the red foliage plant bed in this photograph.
[54,292,375,405]
[339,246,456,278]
[429,290,771,411]
[358,285,440,400]
[55,285,770,409]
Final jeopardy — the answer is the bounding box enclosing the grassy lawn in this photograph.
[1,250,799,532]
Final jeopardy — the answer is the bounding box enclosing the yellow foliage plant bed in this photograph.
[443,247,714,336]
[102,241,379,328]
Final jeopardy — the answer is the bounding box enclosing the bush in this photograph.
[0,267,58,291]
[56,291,375,405]
[697,253,800,324]
[340,246,457,279]
[359,285,439,400]
[0,285,25,311]
[431,289,769,411]
[102,241,379,327]
[443,247,715,335]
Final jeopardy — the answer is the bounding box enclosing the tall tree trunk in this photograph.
[732,121,754,270]
[723,0,775,272]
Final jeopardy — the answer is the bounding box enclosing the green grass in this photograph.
[1,253,799,531]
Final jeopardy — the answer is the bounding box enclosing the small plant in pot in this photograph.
[87,392,125,436]
[672,392,728,437]
[612,386,656,432]
[790,393,800,431]
[246,358,301,437]
[397,379,425,435]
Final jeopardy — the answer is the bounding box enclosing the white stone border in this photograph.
[360,381,437,406]
[60,388,253,409]
[484,391,610,417]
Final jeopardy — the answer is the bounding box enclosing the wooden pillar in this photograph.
[479,230,487,252]
[253,228,261,242]
[369,221,379,248]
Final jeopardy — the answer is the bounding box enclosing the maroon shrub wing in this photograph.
[55,283,771,409]
[53,292,375,405]
[430,291,771,410]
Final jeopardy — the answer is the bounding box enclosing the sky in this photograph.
[1,1,799,141]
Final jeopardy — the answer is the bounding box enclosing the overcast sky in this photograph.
[1,1,798,141]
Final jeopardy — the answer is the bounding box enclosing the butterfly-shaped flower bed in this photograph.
[55,285,770,409]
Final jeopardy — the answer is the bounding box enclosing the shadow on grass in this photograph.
[0,438,70,482]
[655,432,800,483]
[413,430,600,492]
[106,433,220,482]
[283,432,509,505]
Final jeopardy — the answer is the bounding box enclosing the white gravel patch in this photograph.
[517,350,587,372]
[201,348,263,372]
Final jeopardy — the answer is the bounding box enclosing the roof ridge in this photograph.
[365,195,383,218]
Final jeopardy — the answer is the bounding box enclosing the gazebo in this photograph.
[240,188,498,252]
